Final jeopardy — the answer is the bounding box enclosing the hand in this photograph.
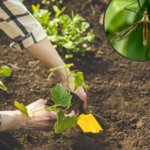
[22,99,75,130]
[60,76,87,110]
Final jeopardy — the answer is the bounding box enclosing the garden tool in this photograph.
[77,102,103,133]
[68,93,103,133]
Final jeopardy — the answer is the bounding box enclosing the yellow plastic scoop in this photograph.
[69,93,103,133]
[77,113,103,133]
[77,104,103,133]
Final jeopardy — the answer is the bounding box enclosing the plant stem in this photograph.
[32,108,46,113]
[65,68,70,94]
[65,104,71,111]
[32,104,61,113]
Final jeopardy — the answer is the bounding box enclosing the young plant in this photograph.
[41,0,63,5]
[32,4,95,59]
[0,65,11,91]
[15,63,88,134]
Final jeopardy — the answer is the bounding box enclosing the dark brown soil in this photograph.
[0,0,150,150]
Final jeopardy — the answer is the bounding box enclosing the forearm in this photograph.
[25,37,70,83]
[0,110,24,132]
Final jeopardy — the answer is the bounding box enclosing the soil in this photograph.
[0,0,150,150]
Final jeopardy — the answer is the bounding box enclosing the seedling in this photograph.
[32,4,95,58]
[15,63,88,134]
[0,65,11,91]
[41,0,63,5]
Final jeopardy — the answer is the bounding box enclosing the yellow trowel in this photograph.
[77,103,103,133]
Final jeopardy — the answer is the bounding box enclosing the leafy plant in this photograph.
[15,63,88,134]
[41,0,63,5]
[41,0,50,5]
[0,65,11,91]
[32,4,95,58]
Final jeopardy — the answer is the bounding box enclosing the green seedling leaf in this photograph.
[14,101,33,118]
[74,72,84,91]
[54,111,78,134]
[85,30,95,42]
[53,5,60,13]
[53,6,66,18]
[73,14,85,24]
[50,64,74,72]
[80,22,90,32]
[50,83,72,107]
[48,35,58,42]
[0,81,8,91]
[0,65,11,77]
[72,11,74,20]
[65,54,73,59]
[63,41,74,49]
[82,43,88,48]
[73,35,84,45]
[31,4,40,13]
[81,82,89,92]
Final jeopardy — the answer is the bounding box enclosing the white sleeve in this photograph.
[0,0,47,50]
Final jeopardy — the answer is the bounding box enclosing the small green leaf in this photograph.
[0,81,8,91]
[80,22,90,32]
[82,43,88,48]
[48,35,58,42]
[85,30,95,42]
[0,65,11,77]
[57,111,65,125]
[81,82,89,92]
[73,14,85,24]
[50,83,72,107]
[31,4,40,13]
[65,54,73,59]
[53,5,60,13]
[14,101,33,118]
[50,64,74,72]
[54,111,78,134]
[63,41,74,49]
[74,72,84,91]
[53,6,66,18]
[73,35,84,45]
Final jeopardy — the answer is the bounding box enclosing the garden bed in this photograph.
[0,0,150,149]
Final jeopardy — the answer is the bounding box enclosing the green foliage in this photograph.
[53,5,66,18]
[41,0,63,5]
[50,64,88,92]
[15,63,88,134]
[105,0,150,61]
[0,65,11,77]
[41,0,50,5]
[0,65,11,91]
[14,101,33,118]
[0,81,8,91]
[54,111,78,134]
[50,83,72,107]
[52,0,63,4]
[74,72,84,91]
[32,4,95,58]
